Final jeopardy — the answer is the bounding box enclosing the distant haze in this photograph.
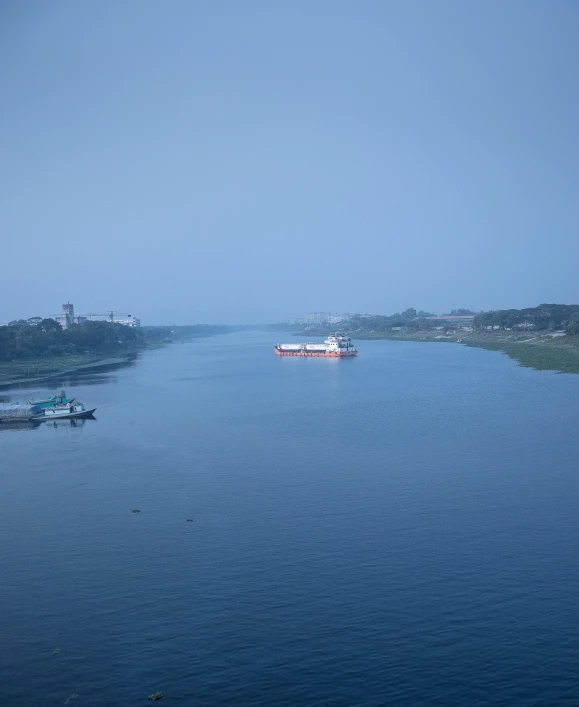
[2,1,578,324]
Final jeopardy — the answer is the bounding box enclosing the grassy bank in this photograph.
[302,328,579,374]
[462,336,579,373]
[390,331,579,373]
[0,352,139,388]
[0,323,234,389]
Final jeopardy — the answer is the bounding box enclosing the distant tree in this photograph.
[38,318,62,334]
[474,304,579,331]
[400,308,417,321]
[566,313,579,335]
[0,318,141,362]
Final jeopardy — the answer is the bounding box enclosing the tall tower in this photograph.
[62,302,74,328]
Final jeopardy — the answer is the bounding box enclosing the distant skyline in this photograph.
[2,1,579,324]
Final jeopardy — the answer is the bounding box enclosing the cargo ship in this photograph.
[274,334,357,357]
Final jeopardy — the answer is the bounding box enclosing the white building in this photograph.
[111,316,140,328]
[52,303,140,328]
[54,303,87,329]
[302,312,349,325]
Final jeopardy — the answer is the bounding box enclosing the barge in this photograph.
[274,334,357,358]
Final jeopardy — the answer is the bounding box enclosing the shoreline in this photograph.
[461,338,579,374]
[5,331,579,385]
[0,330,231,390]
[0,353,140,389]
[300,329,579,374]
[375,333,579,374]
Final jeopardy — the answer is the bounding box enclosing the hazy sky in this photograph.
[2,1,578,324]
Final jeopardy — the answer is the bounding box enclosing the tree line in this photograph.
[345,309,477,333]
[0,319,234,362]
[472,304,579,333]
[312,305,579,336]
[346,309,434,333]
[0,319,140,362]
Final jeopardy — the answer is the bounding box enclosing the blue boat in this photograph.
[28,390,74,409]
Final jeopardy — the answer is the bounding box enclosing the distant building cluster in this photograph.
[55,303,87,328]
[294,312,352,326]
[53,303,140,329]
[291,311,478,333]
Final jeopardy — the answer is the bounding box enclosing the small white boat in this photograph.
[34,402,97,420]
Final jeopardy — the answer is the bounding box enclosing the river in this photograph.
[1,330,578,706]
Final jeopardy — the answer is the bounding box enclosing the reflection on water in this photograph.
[0,357,138,392]
[0,420,42,432]
[0,417,96,432]
[51,359,138,388]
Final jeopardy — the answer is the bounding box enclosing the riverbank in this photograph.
[300,328,579,374]
[0,352,140,388]
[462,335,579,373]
[370,331,579,373]
[0,324,236,389]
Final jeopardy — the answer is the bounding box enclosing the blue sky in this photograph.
[1,0,578,324]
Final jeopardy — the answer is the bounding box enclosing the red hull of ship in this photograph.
[274,346,357,358]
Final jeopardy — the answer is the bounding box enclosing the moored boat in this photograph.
[274,333,357,358]
[28,390,74,409]
[1,393,96,422]
[34,401,96,420]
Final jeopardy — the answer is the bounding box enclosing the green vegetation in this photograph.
[473,303,579,331]
[301,304,579,374]
[0,353,137,388]
[147,692,163,701]
[0,319,234,386]
[566,312,579,335]
[468,304,579,372]
[463,336,579,373]
[0,319,139,362]
[0,319,140,386]
[347,308,437,334]
[302,308,467,337]
[0,320,234,365]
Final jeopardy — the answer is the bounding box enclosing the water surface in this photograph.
[1,331,578,706]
